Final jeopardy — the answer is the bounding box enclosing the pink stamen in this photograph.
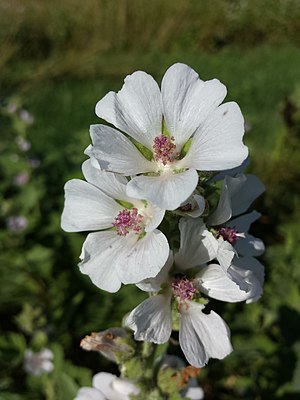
[217,226,238,245]
[113,208,144,236]
[172,276,198,303]
[153,135,177,165]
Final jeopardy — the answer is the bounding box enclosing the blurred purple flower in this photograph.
[6,216,28,232]
[24,348,54,376]
[14,172,29,186]
[19,109,34,125]
[15,136,31,152]
[7,102,18,114]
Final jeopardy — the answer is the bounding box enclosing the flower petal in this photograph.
[235,233,265,256]
[125,294,172,344]
[82,159,131,202]
[79,230,169,291]
[117,229,169,284]
[126,169,199,210]
[175,218,214,270]
[144,204,165,232]
[79,232,123,293]
[162,63,227,149]
[75,387,105,400]
[196,264,251,302]
[195,229,235,271]
[183,102,248,170]
[212,156,250,182]
[176,194,206,218]
[88,124,155,175]
[207,179,232,226]
[183,384,204,400]
[224,174,265,217]
[229,210,261,232]
[179,302,233,367]
[93,372,132,400]
[136,251,173,292]
[95,71,162,149]
[229,256,264,303]
[61,179,121,232]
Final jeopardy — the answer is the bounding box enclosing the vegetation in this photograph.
[1,1,300,399]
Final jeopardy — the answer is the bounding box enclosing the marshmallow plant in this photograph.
[62,63,265,399]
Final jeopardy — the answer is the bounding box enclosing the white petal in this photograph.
[93,372,130,400]
[196,264,250,302]
[175,218,214,270]
[117,229,169,284]
[82,159,131,202]
[144,204,165,232]
[207,179,232,226]
[125,294,172,344]
[126,169,199,210]
[95,71,162,149]
[216,239,236,270]
[79,230,169,291]
[162,63,227,149]
[229,256,264,303]
[229,210,261,232]
[235,233,265,256]
[183,102,248,170]
[75,387,105,400]
[61,179,121,232]
[193,229,235,270]
[88,124,155,175]
[176,194,206,218]
[183,384,204,400]
[111,378,139,397]
[224,174,265,217]
[179,302,233,367]
[136,251,173,292]
[212,156,250,181]
[79,232,123,293]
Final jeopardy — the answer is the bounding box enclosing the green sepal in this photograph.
[180,138,192,157]
[171,305,180,331]
[162,119,171,137]
[115,199,135,209]
[130,137,153,161]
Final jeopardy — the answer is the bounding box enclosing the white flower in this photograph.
[23,348,54,377]
[86,63,248,210]
[75,372,140,400]
[61,160,169,293]
[124,218,258,368]
[207,173,265,257]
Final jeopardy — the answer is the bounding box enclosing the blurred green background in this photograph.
[1,0,300,399]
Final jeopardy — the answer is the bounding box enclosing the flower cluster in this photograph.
[62,63,265,396]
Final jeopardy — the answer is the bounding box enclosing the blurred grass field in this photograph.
[1,1,300,399]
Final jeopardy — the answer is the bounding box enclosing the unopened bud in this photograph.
[80,328,135,363]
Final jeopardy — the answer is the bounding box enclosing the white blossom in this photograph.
[207,173,265,257]
[23,348,54,377]
[75,372,140,400]
[86,63,248,210]
[61,160,169,293]
[124,218,258,368]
